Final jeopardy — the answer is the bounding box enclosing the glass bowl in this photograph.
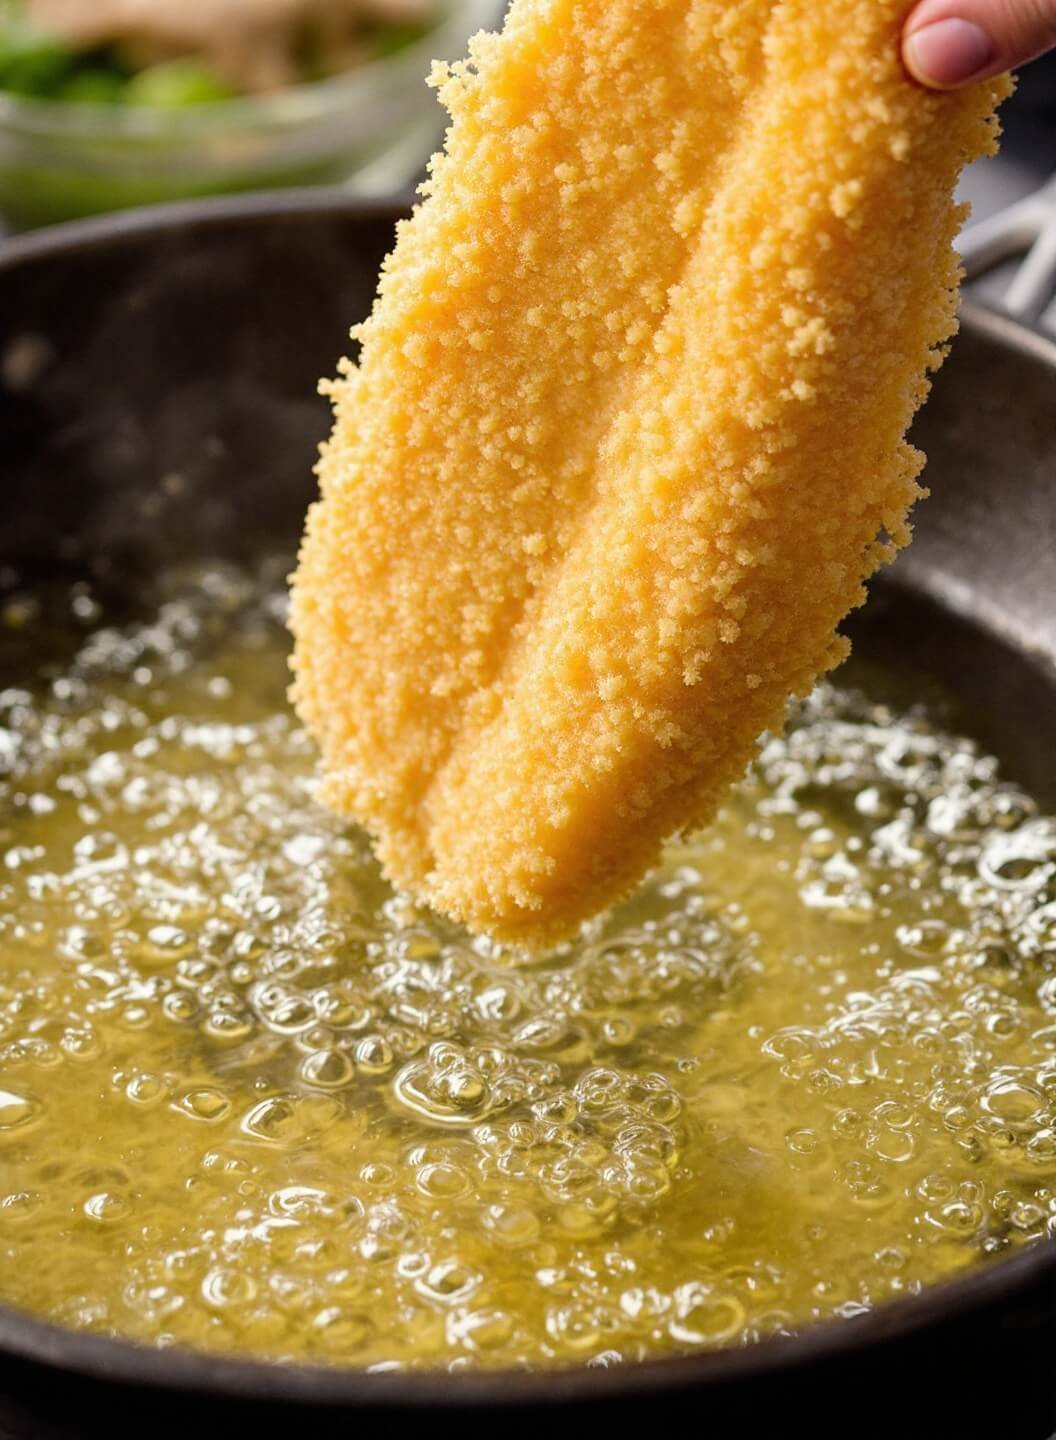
[0,0,502,229]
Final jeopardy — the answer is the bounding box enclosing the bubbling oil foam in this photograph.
[0,562,1054,1370]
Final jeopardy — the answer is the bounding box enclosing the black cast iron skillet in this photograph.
[0,194,1055,1440]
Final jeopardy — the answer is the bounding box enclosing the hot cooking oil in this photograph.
[0,561,1053,1369]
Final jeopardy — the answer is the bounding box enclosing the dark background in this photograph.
[963,55,1056,215]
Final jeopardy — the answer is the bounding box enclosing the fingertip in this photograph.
[902,15,996,88]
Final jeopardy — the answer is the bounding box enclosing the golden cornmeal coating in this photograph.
[290,0,1008,947]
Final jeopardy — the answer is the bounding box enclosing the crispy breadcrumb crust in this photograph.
[290,0,1009,946]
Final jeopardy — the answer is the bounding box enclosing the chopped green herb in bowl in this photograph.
[0,0,501,227]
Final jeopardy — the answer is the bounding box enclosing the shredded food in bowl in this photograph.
[24,0,435,93]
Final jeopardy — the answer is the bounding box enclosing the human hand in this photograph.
[903,0,1056,87]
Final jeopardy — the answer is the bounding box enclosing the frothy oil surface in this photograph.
[0,563,1054,1370]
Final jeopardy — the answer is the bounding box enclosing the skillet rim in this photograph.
[0,188,1054,1409]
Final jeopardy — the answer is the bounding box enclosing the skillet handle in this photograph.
[958,171,1056,335]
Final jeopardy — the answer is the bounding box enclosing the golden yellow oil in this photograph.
[0,560,1054,1371]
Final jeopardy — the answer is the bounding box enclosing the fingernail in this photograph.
[904,17,995,86]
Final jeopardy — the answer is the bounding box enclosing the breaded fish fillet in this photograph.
[290,0,1008,947]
